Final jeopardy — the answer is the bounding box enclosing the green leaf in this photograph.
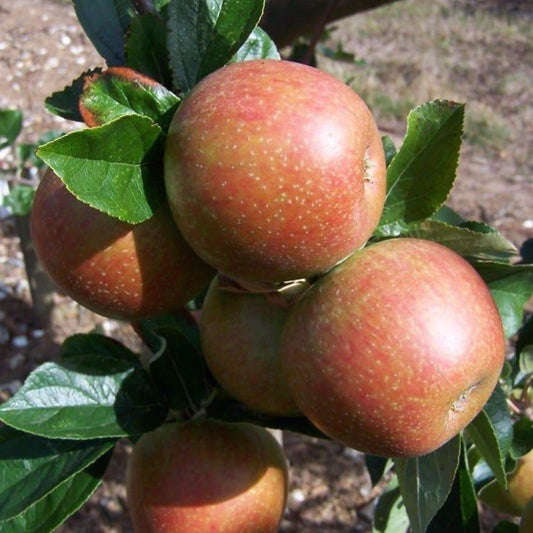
[79,68,180,130]
[519,346,533,376]
[0,109,23,148]
[510,417,533,459]
[125,12,174,88]
[516,313,533,359]
[395,435,461,533]
[112,0,136,33]
[317,42,359,63]
[399,219,518,263]
[426,441,479,533]
[377,100,464,234]
[2,185,35,216]
[373,476,410,533]
[36,114,164,224]
[167,0,265,92]
[73,0,127,66]
[521,239,533,264]
[513,315,533,385]
[148,323,213,411]
[0,451,111,533]
[430,205,466,225]
[60,332,139,363]
[471,457,497,490]
[0,426,115,522]
[45,69,102,122]
[0,354,167,439]
[366,455,394,486]
[134,310,201,353]
[474,262,533,338]
[230,26,280,62]
[382,135,397,168]
[465,385,513,486]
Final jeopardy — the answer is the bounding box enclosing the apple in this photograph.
[479,449,533,516]
[126,419,288,533]
[279,238,506,457]
[30,170,215,320]
[199,276,300,416]
[164,59,386,284]
[520,496,533,532]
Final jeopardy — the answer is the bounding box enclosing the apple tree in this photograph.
[0,1,532,532]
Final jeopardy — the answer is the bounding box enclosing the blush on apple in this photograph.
[164,59,386,284]
[126,419,288,533]
[30,170,215,320]
[280,238,506,457]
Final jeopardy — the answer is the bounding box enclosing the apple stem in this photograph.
[507,397,523,415]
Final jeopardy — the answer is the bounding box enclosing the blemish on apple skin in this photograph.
[450,382,480,413]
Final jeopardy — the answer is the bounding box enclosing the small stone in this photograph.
[12,335,29,348]
[290,488,306,504]
[101,320,119,335]
[60,33,72,46]
[31,329,45,339]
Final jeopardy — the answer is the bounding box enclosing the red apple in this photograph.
[480,449,533,516]
[280,238,506,457]
[30,170,215,320]
[199,276,300,416]
[126,419,288,533]
[164,59,386,284]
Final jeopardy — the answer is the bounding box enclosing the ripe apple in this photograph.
[126,419,288,533]
[479,449,533,516]
[164,59,386,284]
[199,276,300,416]
[30,170,215,320]
[280,238,506,457]
[520,496,533,532]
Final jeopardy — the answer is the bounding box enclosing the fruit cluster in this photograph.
[30,60,506,532]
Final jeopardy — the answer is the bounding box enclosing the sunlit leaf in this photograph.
[167,0,265,92]
[36,114,164,224]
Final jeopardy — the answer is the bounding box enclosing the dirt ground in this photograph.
[0,0,532,531]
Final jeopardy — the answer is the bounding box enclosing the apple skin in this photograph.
[480,449,533,516]
[520,496,533,532]
[199,276,300,416]
[126,419,288,533]
[30,170,215,320]
[279,238,506,457]
[164,59,386,284]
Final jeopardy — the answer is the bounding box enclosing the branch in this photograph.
[261,0,402,47]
